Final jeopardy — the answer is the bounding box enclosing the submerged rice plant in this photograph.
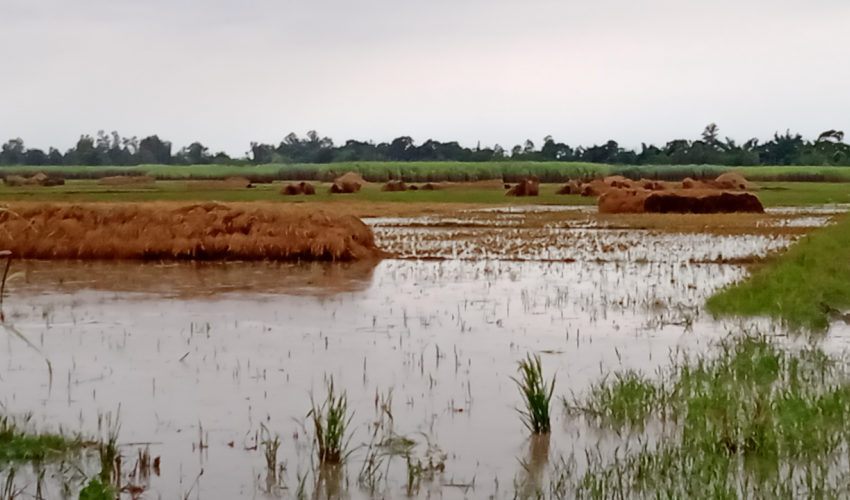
[514,353,556,435]
[565,333,850,498]
[260,423,281,485]
[308,378,353,465]
[567,369,663,429]
[96,411,121,487]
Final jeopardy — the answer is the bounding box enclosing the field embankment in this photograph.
[0,202,382,261]
[4,162,850,183]
[706,213,850,329]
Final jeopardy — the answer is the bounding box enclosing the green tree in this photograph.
[137,135,172,164]
[0,138,25,165]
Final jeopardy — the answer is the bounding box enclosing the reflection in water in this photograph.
[315,464,347,500]
[517,435,550,499]
[13,259,379,298]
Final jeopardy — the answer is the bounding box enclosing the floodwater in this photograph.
[1,207,849,499]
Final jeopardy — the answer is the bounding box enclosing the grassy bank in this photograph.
[706,214,850,329]
[3,162,850,183]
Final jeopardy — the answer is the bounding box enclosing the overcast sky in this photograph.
[2,0,848,156]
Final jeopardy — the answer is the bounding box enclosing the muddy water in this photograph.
[1,208,848,499]
[0,258,761,499]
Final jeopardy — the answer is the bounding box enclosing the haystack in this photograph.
[329,181,361,194]
[506,176,539,197]
[328,172,365,194]
[598,189,651,214]
[556,180,582,195]
[598,187,764,214]
[281,182,316,196]
[335,172,367,186]
[282,183,304,195]
[4,175,27,187]
[381,180,407,192]
[603,175,634,189]
[4,173,64,187]
[644,192,764,214]
[712,172,750,191]
[330,172,365,194]
[0,203,384,261]
[581,180,608,197]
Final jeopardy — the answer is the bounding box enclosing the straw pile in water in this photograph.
[0,202,383,261]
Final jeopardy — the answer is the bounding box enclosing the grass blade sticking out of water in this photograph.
[308,378,354,465]
[564,333,850,498]
[706,213,850,330]
[513,353,555,435]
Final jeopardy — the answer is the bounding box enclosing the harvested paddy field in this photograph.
[2,188,850,498]
[368,205,844,262]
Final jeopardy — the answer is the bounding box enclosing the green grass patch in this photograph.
[755,182,850,207]
[736,165,850,182]
[0,416,80,463]
[706,214,850,330]
[560,334,850,499]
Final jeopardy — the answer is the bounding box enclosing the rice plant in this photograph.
[567,369,663,429]
[563,333,850,498]
[260,423,282,488]
[96,411,121,487]
[308,378,353,465]
[513,353,556,435]
[260,424,281,474]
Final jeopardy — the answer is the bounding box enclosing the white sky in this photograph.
[2,0,849,156]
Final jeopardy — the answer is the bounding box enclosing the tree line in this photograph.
[1,125,848,167]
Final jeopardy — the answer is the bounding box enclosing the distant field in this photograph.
[3,162,850,183]
[0,179,847,207]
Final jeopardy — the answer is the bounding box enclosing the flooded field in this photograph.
[368,206,836,262]
[1,206,849,499]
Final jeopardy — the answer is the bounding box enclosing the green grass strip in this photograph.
[0,417,80,463]
[706,214,850,330]
[4,162,850,182]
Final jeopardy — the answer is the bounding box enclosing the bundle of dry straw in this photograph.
[0,202,383,261]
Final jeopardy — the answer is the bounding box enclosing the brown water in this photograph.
[0,258,762,499]
[2,208,849,499]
